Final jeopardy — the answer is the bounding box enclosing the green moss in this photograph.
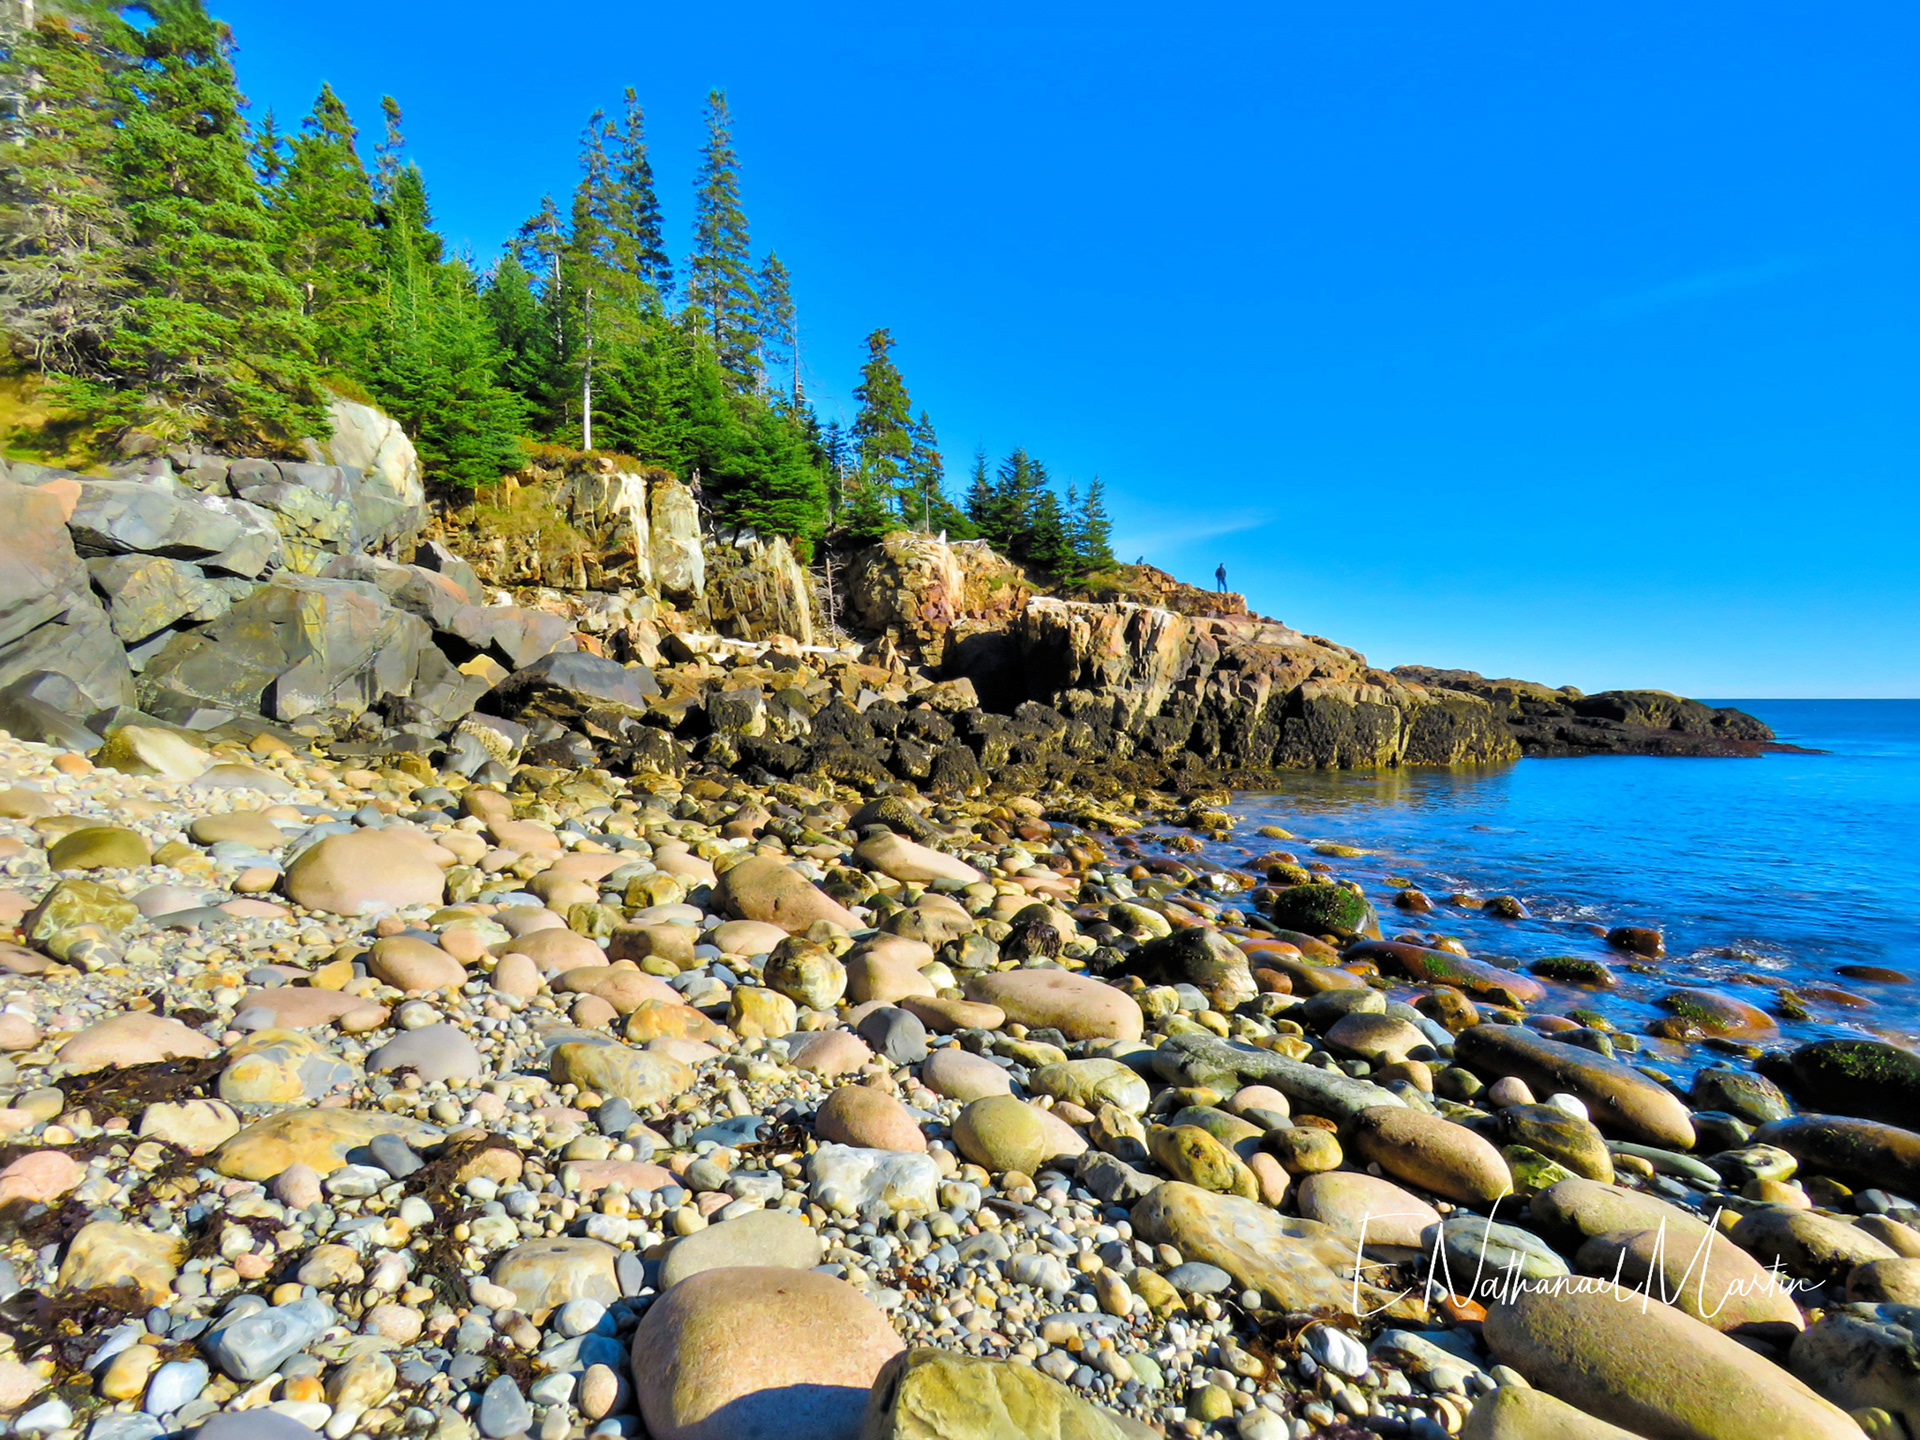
[1529,956,1616,985]
[1266,883,1376,939]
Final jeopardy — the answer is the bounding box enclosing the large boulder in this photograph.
[1483,1284,1862,1439]
[629,1267,902,1440]
[485,650,658,725]
[650,477,705,603]
[704,532,815,645]
[138,574,432,724]
[0,481,133,711]
[861,1348,1156,1440]
[310,395,426,551]
[843,531,1033,667]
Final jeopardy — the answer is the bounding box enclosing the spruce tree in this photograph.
[905,409,943,531]
[685,89,758,382]
[755,251,796,401]
[821,418,849,520]
[1075,476,1115,571]
[0,0,133,376]
[964,448,994,533]
[271,83,381,371]
[482,253,553,413]
[107,0,322,449]
[607,89,671,304]
[851,327,913,521]
[1026,480,1071,573]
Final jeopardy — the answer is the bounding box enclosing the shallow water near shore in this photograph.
[1199,699,1920,1063]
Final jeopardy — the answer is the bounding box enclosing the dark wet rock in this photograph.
[1752,1114,1920,1199]
[1454,1023,1695,1150]
[1347,940,1544,1006]
[1266,884,1380,940]
[1123,927,1257,1011]
[1760,1039,1920,1128]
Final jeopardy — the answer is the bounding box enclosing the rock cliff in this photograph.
[0,426,1772,799]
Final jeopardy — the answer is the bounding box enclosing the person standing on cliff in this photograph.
[1215,563,1228,593]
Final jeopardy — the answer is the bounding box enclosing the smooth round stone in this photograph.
[367,1023,484,1083]
[491,1238,622,1319]
[368,936,466,993]
[658,1209,824,1289]
[281,828,448,915]
[952,1096,1087,1174]
[1324,1011,1430,1065]
[1348,1104,1513,1206]
[1030,1058,1151,1114]
[57,1012,219,1071]
[1295,1172,1440,1257]
[898,995,1005,1034]
[920,1049,1013,1102]
[191,812,287,849]
[48,825,150,870]
[213,1108,442,1180]
[1730,1205,1899,1282]
[785,1029,873,1077]
[1454,1024,1695,1150]
[500,925,608,973]
[713,854,860,934]
[478,1374,532,1439]
[135,884,213,918]
[143,1358,209,1414]
[1483,1283,1863,1440]
[1424,1215,1570,1290]
[844,949,939,1006]
[1573,1225,1804,1331]
[853,832,982,885]
[964,969,1144,1042]
[854,1006,930,1065]
[629,1267,903,1440]
[1460,1387,1644,1439]
[1165,1261,1233,1295]
[816,1085,926,1152]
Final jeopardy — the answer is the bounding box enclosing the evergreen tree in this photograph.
[106,0,322,449]
[270,83,380,371]
[905,409,943,530]
[483,253,553,415]
[685,89,757,382]
[365,254,525,488]
[851,327,913,521]
[374,94,405,198]
[841,471,895,542]
[606,89,670,304]
[1026,480,1072,572]
[821,417,850,520]
[982,447,1040,552]
[755,251,796,401]
[0,0,133,376]
[964,448,993,532]
[1074,476,1115,572]
[251,107,286,185]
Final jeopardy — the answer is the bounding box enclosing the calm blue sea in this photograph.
[1204,700,1920,1059]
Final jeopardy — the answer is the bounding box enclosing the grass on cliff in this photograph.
[458,478,595,564]
[0,362,111,472]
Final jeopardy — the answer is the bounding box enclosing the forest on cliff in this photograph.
[0,0,1118,573]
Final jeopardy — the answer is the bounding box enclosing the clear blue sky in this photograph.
[215,0,1917,697]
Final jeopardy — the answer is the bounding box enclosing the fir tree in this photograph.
[271,83,381,370]
[0,0,133,375]
[821,417,850,520]
[106,0,322,449]
[373,94,405,198]
[252,107,286,185]
[964,448,993,532]
[1075,476,1115,572]
[365,254,525,488]
[685,89,757,382]
[906,409,943,531]
[755,251,796,401]
[1026,480,1072,572]
[606,89,670,303]
[482,252,552,413]
[851,327,913,521]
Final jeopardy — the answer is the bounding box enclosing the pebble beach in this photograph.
[0,718,1911,1440]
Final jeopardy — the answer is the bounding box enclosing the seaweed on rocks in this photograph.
[54,1053,226,1121]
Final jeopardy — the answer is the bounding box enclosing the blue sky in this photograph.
[214,0,1918,697]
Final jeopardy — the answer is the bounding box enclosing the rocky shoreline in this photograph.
[0,706,1909,1440]
[2,416,1903,1440]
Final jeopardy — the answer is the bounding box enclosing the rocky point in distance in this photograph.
[0,400,1773,791]
[0,403,1900,1440]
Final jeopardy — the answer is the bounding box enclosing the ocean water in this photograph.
[1201,699,1920,1063]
